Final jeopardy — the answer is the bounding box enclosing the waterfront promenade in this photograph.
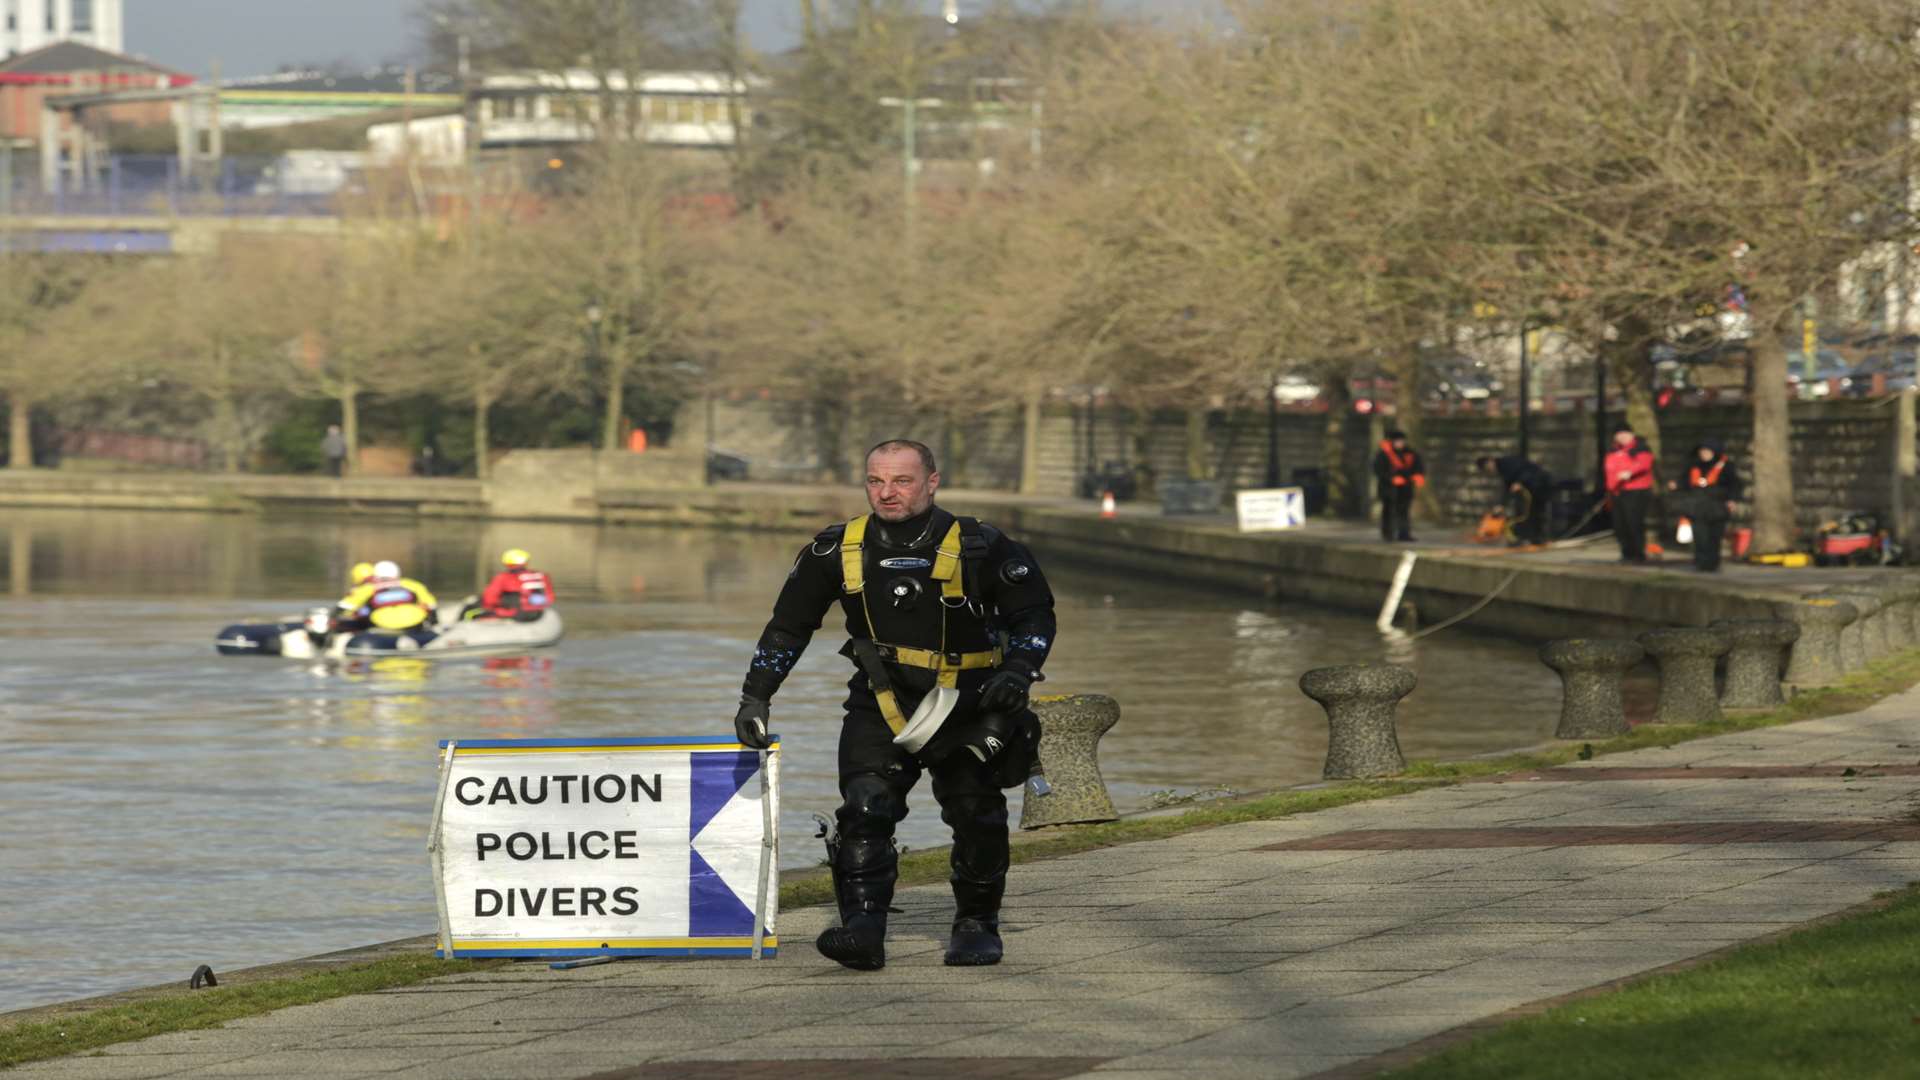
[0,469,1878,639]
[13,689,1920,1079]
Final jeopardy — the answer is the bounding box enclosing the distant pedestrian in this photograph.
[1604,424,1655,563]
[1371,428,1425,542]
[1670,438,1740,572]
[412,445,438,477]
[1477,455,1553,545]
[322,424,347,478]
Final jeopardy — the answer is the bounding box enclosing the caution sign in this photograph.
[1235,486,1306,532]
[428,736,779,959]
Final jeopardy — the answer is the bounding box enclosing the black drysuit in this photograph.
[1677,441,1741,571]
[1492,456,1554,544]
[741,505,1056,925]
[1371,441,1425,542]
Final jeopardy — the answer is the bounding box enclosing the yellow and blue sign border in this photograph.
[429,735,781,960]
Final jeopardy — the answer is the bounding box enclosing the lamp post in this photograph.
[1594,353,1608,490]
[877,96,942,244]
[1518,321,1531,461]
[1084,388,1098,497]
[585,301,606,447]
[1265,372,1281,488]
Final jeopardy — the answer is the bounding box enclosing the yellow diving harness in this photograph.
[839,514,1003,735]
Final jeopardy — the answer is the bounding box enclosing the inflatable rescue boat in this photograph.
[215,601,563,660]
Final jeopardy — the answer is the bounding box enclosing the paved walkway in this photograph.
[17,694,1920,1080]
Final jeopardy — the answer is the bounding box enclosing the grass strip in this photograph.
[10,650,1919,1068]
[1387,886,1920,1080]
[0,956,500,1069]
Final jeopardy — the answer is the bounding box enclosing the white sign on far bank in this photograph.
[1235,487,1306,532]
[427,736,780,960]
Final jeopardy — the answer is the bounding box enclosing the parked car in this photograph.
[1425,357,1502,401]
[706,448,750,481]
[1271,374,1322,405]
[1842,349,1917,396]
[1785,348,1853,398]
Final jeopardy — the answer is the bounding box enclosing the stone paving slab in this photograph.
[14,692,1920,1079]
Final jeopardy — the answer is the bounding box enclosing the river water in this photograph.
[0,507,1638,1012]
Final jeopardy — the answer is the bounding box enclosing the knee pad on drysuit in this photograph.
[831,773,903,916]
[837,773,906,835]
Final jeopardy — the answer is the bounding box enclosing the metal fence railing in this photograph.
[2,154,347,218]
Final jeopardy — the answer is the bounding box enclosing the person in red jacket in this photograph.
[480,549,555,620]
[1604,424,1656,563]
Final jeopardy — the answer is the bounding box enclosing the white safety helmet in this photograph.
[892,687,962,756]
[372,560,402,581]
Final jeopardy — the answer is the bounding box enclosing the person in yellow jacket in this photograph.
[335,560,438,632]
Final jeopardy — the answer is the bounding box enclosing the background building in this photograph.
[3,0,123,58]
[0,40,185,142]
[218,68,461,131]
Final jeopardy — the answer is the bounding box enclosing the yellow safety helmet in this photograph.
[501,548,531,568]
[350,561,376,585]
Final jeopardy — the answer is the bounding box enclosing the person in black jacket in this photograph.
[1371,429,1425,542]
[1477,455,1554,545]
[1668,437,1741,571]
[734,439,1056,972]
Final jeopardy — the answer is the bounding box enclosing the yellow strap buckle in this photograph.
[841,514,868,594]
[931,521,965,600]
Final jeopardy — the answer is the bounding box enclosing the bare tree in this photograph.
[288,228,441,473]
[110,242,309,472]
[528,147,710,451]
[413,220,571,477]
[0,257,127,469]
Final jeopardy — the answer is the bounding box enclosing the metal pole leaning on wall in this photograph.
[1377,551,1416,632]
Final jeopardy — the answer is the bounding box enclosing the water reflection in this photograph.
[0,507,1623,1012]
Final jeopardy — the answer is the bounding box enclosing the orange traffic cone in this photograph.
[1100,490,1117,519]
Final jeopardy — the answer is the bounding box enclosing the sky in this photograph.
[126,1,849,80]
[124,1,1216,81]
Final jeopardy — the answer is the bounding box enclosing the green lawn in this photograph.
[1390,886,1920,1080]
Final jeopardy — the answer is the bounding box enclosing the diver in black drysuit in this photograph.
[733,501,1056,971]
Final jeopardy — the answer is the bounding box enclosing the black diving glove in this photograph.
[734,693,772,750]
[978,662,1036,714]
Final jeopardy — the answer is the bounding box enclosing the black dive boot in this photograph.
[815,837,894,971]
[816,909,887,971]
[944,876,1005,966]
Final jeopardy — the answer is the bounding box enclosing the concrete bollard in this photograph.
[1539,638,1645,739]
[1637,627,1731,725]
[1813,588,1881,668]
[1712,618,1800,710]
[1300,664,1416,779]
[1873,574,1920,650]
[1777,596,1858,687]
[1833,585,1896,660]
[1876,580,1917,652]
[1020,694,1119,830]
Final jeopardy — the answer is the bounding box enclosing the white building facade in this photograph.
[474,70,757,149]
[3,0,122,57]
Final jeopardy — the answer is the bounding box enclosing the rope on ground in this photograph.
[1408,496,1603,637]
[1392,492,1609,640]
